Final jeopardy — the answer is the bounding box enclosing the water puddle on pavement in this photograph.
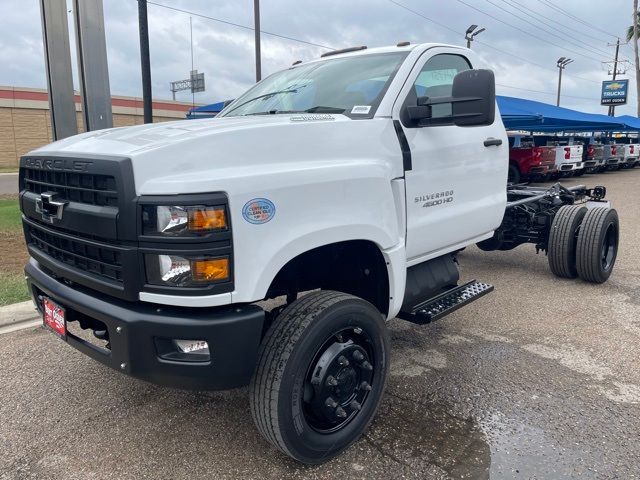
[364,391,491,478]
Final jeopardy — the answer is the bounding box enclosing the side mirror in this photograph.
[451,69,495,126]
[406,69,496,127]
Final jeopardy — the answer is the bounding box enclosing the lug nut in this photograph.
[120,363,126,370]
[353,350,364,362]
[360,360,373,371]
[350,400,362,411]
[116,326,122,334]
[335,333,344,343]
[360,381,372,391]
[338,355,349,367]
[326,375,338,387]
[325,397,338,409]
[353,327,362,334]
[335,406,347,418]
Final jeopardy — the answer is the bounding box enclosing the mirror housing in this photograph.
[406,69,496,127]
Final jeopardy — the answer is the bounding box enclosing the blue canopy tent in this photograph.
[615,115,640,130]
[186,100,230,119]
[497,96,630,132]
[497,96,640,132]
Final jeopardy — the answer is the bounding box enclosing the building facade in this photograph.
[0,86,196,168]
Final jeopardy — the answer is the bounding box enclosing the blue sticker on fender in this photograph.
[242,198,276,224]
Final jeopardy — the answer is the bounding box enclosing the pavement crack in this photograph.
[362,433,409,466]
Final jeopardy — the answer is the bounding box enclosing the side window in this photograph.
[410,54,471,119]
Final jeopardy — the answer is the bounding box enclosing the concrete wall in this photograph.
[0,86,197,168]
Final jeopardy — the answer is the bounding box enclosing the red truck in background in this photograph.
[507,134,557,183]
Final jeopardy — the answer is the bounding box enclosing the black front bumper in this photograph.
[25,259,265,390]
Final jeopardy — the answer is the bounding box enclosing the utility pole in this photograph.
[556,57,573,106]
[633,0,640,117]
[138,0,152,123]
[608,39,621,116]
[254,0,261,82]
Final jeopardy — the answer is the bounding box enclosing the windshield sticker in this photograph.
[242,198,276,224]
[351,105,371,114]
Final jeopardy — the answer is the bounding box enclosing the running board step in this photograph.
[400,280,494,325]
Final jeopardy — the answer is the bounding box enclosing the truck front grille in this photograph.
[26,223,123,283]
[22,168,118,207]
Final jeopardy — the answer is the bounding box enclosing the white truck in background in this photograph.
[19,43,619,464]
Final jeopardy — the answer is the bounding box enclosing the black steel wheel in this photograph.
[249,291,389,464]
[508,164,521,184]
[576,207,619,283]
[547,205,587,278]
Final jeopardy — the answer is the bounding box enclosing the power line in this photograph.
[387,0,462,36]
[536,0,620,39]
[496,83,595,101]
[489,0,628,62]
[453,0,603,64]
[145,1,334,50]
[501,0,613,45]
[386,0,601,86]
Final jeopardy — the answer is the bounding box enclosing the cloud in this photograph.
[0,0,637,115]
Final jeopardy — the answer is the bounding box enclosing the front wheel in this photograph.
[249,291,390,464]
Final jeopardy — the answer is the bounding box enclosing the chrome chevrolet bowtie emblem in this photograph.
[35,192,68,224]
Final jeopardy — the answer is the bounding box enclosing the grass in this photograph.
[0,199,22,231]
[0,167,18,174]
[0,273,29,306]
[0,197,29,306]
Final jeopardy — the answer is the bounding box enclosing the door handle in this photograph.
[484,138,503,147]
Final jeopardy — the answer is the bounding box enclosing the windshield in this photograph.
[220,52,408,118]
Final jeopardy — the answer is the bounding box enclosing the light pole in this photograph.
[465,25,485,49]
[556,57,573,106]
[254,0,261,82]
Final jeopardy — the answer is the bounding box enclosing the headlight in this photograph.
[142,205,227,236]
[145,254,230,287]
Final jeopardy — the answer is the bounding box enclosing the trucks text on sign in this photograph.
[601,80,628,105]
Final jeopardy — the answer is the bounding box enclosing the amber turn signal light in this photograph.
[188,207,226,231]
[191,258,229,282]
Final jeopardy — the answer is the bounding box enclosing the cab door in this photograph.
[394,49,507,263]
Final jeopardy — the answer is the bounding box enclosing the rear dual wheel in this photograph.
[548,205,619,283]
[249,291,389,464]
[548,205,587,278]
[576,208,619,283]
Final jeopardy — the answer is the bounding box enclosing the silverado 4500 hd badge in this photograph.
[242,198,276,224]
[415,190,454,208]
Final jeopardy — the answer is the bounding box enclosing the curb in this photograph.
[0,172,18,176]
[0,300,41,334]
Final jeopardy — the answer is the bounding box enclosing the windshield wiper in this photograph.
[224,88,302,115]
[303,106,345,113]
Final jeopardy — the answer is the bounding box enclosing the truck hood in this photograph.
[32,114,404,195]
[34,115,332,156]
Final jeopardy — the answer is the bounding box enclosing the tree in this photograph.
[632,2,640,116]
[626,10,640,42]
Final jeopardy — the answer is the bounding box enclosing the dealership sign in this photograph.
[601,80,628,105]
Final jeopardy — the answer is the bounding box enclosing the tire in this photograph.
[249,290,390,464]
[574,168,585,176]
[576,207,619,283]
[547,205,587,278]
[508,164,521,184]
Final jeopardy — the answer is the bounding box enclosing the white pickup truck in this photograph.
[621,142,640,167]
[19,43,619,464]
[549,142,584,176]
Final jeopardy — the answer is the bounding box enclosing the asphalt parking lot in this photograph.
[1,168,639,479]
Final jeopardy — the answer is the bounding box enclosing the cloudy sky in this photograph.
[1,0,638,115]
